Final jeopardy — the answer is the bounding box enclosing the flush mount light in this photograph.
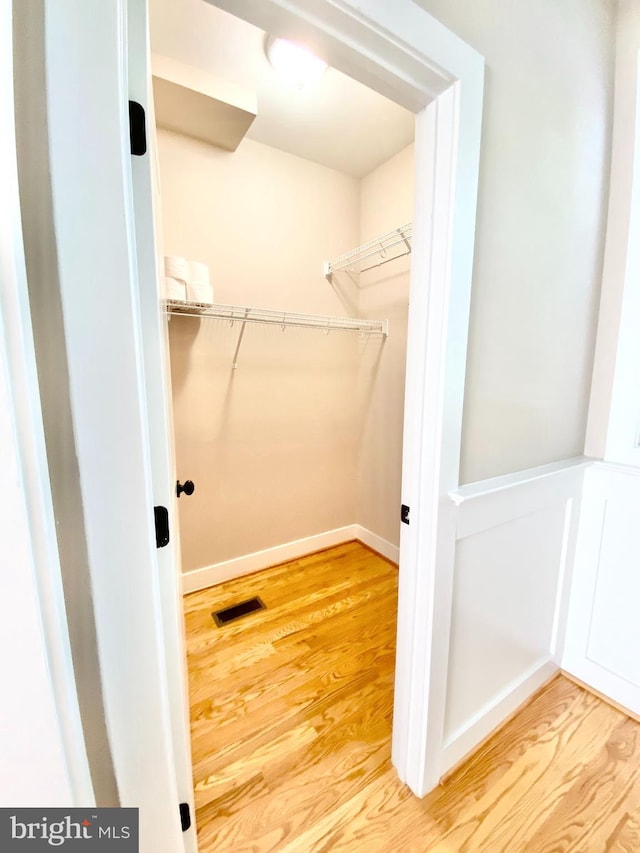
[265,36,328,90]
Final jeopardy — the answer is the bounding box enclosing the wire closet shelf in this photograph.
[164,300,387,370]
[323,222,412,279]
[164,300,388,335]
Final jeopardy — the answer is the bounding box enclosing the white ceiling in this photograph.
[149,0,415,177]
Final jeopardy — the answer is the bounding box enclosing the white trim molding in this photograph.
[182,525,399,594]
[356,526,399,564]
[449,456,593,508]
[183,526,359,593]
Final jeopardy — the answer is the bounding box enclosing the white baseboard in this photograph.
[440,658,558,775]
[182,524,399,594]
[354,525,399,564]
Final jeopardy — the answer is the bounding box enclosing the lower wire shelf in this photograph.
[164,300,388,335]
[164,299,388,368]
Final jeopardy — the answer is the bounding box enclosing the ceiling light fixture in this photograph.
[265,36,328,90]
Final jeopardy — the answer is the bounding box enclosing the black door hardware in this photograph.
[128,100,147,155]
[176,480,195,498]
[154,506,170,547]
[179,802,191,832]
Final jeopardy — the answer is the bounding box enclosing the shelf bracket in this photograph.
[399,226,411,253]
[231,308,250,369]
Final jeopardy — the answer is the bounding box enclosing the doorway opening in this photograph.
[150,1,416,840]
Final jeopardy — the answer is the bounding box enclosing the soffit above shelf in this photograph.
[152,54,257,151]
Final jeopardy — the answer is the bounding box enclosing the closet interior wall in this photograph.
[158,130,360,571]
[357,145,413,551]
[156,128,413,576]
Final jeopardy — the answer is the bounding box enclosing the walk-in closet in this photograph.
[150,1,415,589]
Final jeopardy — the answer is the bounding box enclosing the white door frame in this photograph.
[34,0,483,847]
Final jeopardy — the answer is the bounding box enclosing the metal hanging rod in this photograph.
[165,300,387,369]
[323,223,412,279]
[165,300,388,370]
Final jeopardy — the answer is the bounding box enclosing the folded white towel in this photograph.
[164,276,186,301]
[187,260,210,287]
[186,281,214,305]
[164,255,188,282]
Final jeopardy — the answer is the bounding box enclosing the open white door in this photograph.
[126,2,197,850]
[43,0,192,849]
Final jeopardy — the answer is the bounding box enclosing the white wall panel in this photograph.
[442,459,587,773]
[587,499,640,686]
[445,504,567,740]
[564,464,640,714]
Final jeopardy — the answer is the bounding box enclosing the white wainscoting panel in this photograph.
[563,463,640,715]
[442,458,589,773]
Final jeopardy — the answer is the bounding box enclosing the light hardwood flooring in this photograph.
[184,541,640,852]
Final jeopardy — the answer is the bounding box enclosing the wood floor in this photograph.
[184,541,640,852]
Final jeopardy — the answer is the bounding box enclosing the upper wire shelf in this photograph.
[164,300,388,336]
[324,223,412,279]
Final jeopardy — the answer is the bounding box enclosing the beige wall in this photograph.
[414,0,614,483]
[158,130,362,570]
[357,145,414,546]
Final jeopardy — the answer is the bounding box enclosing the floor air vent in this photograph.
[212,596,266,627]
